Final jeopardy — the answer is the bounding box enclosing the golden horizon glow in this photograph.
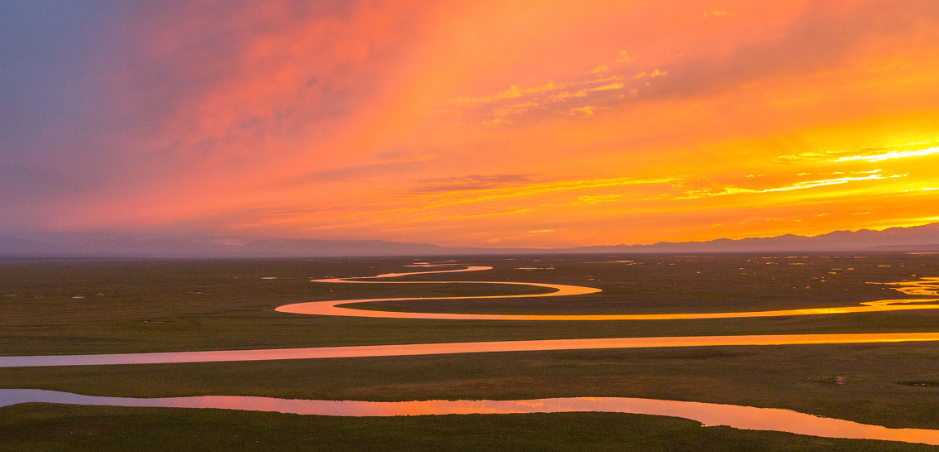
[6,1,939,248]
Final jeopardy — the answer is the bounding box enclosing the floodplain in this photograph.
[2,253,939,450]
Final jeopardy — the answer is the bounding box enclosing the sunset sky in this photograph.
[2,0,938,248]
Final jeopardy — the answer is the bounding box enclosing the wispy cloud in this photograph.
[445,50,657,124]
[835,146,939,163]
[407,208,533,224]
[703,10,728,18]
[571,194,623,205]
[419,176,678,208]
[451,82,561,104]
[5,0,939,247]
[415,174,531,193]
[678,174,894,200]
[290,151,437,183]
[632,69,668,79]
[776,143,939,164]
[774,152,829,163]
[570,106,594,116]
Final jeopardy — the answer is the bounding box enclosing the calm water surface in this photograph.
[276,265,939,320]
[2,389,938,446]
[3,333,939,367]
[6,264,939,446]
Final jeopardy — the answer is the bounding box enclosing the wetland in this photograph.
[2,253,939,450]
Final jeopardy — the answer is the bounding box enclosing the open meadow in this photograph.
[2,253,939,450]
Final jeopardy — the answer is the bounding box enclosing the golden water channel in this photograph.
[4,264,939,445]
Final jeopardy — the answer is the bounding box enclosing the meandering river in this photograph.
[2,389,939,446]
[3,332,939,368]
[5,264,939,445]
[277,265,939,320]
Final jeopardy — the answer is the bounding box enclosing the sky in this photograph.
[2,0,938,248]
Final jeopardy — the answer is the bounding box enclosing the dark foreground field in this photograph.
[3,405,936,452]
[2,254,938,450]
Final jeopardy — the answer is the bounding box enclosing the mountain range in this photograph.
[2,223,938,258]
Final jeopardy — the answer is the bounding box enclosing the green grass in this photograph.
[2,254,939,450]
[1,254,938,355]
[4,342,939,429]
[1,404,936,452]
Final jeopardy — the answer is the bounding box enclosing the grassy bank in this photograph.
[4,342,939,429]
[3,254,938,450]
[2,254,938,355]
[2,404,937,452]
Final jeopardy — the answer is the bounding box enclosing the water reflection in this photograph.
[3,333,939,368]
[6,266,939,368]
[881,277,939,297]
[2,389,938,446]
[276,265,939,321]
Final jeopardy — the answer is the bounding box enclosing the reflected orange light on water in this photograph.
[877,277,939,297]
[4,333,939,368]
[2,390,938,446]
[277,264,939,321]
[9,264,939,369]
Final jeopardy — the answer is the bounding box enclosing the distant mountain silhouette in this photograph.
[568,223,939,253]
[2,223,938,257]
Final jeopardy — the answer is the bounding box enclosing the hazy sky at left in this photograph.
[2,1,938,247]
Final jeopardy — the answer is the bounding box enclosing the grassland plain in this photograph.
[2,254,939,450]
[2,254,939,355]
[6,404,937,452]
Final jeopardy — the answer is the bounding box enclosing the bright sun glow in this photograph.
[2,1,939,248]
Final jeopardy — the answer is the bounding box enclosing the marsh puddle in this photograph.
[2,389,938,446]
[878,277,939,297]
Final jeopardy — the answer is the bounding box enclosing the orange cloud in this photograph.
[835,146,939,163]
[676,173,894,200]
[5,0,939,248]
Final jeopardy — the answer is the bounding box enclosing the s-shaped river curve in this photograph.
[5,264,939,369]
[3,389,939,446]
[6,265,939,446]
[276,264,939,321]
